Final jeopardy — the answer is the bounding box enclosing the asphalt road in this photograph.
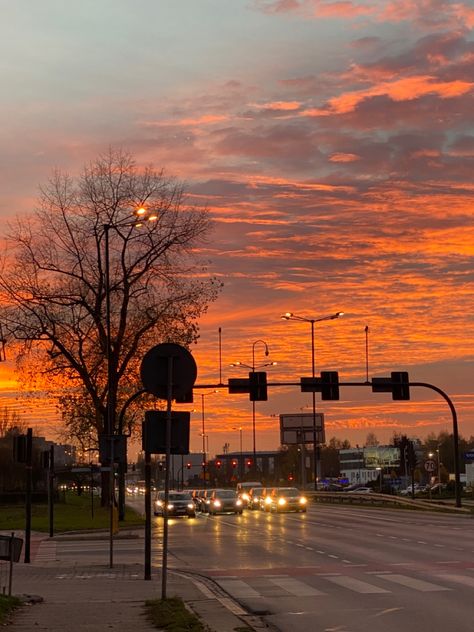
[50,499,474,632]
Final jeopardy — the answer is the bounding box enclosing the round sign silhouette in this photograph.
[140,343,197,400]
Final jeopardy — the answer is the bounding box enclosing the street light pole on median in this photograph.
[281,311,344,490]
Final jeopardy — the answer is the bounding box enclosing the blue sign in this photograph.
[464,451,474,461]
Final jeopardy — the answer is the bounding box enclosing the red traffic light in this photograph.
[216,460,222,469]
[246,459,252,467]
[186,462,192,469]
[231,460,238,468]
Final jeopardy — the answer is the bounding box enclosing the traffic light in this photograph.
[249,371,268,401]
[246,458,252,468]
[158,461,164,471]
[320,371,339,400]
[186,462,192,469]
[391,371,410,400]
[216,460,222,469]
[13,435,27,463]
[231,460,238,468]
[372,371,410,400]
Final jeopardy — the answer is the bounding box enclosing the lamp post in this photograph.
[281,311,343,490]
[103,207,158,535]
[230,340,276,475]
[200,391,218,486]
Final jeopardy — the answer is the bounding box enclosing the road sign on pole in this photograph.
[424,459,436,472]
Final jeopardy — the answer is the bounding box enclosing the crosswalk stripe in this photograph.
[217,579,261,598]
[378,574,450,592]
[435,574,474,588]
[268,577,325,596]
[325,576,389,593]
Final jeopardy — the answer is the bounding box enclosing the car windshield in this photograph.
[216,490,237,498]
[252,488,264,495]
[278,488,300,497]
[169,493,191,501]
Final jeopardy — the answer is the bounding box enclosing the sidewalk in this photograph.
[2,532,265,632]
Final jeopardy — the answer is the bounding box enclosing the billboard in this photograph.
[364,446,400,469]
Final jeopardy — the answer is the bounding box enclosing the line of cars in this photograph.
[153,486,308,517]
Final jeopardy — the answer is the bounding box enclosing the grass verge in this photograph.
[0,594,22,625]
[145,597,209,632]
[0,492,145,532]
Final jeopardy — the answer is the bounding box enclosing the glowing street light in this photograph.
[230,340,277,473]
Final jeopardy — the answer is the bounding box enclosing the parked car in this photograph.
[208,489,244,515]
[154,491,196,518]
[264,487,308,513]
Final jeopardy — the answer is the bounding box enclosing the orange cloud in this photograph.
[309,76,473,116]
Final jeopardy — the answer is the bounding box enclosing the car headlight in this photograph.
[242,493,250,501]
[299,497,307,504]
[278,498,286,506]
[167,504,174,510]
[187,503,194,510]
[213,500,221,507]
[265,497,272,505]
[236,499,242,506]
[156,500,163,507]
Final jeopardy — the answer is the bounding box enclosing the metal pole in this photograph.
[311,321,319,490]
[48,445,54,538]
[109,437,115,569]
[144,450,151,580]
[201,394,206,486]
[240,428,243,480]
[161,355,173,600]
[24,428,32,564]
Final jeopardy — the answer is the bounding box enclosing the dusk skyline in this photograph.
[0,1,472,458]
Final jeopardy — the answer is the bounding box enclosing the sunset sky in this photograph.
[0,1,473,459]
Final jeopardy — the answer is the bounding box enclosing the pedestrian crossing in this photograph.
[33,539,57,563]
[213,569,474,599]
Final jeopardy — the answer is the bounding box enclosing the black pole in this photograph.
[161,355,173,600]
[24,428,32,563]
[144,450,151,581]
[48,445,54,538]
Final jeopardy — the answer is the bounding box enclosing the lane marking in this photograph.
[379,574,450,592]
[269,576,325,597]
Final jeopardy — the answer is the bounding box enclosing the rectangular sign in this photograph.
[464,451,474,460]
[280,413,325,445]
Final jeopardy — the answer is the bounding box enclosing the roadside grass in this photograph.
[0,594,22,625]
[0,492,145,532]
[145,597,210,631]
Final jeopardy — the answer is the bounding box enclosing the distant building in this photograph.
[339,446,400,485]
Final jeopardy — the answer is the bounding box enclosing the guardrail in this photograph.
[309,491,472,514]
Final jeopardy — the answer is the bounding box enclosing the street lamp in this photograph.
[281,311,344,490]
[103,207,158,533]
[200,390,218,487]
[230,339,277,474]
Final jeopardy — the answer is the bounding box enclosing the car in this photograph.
[208,489,244,515]
[236,481,262,507]
[264,487,308,513]
[247,487,266,510]
[153,491,196,518]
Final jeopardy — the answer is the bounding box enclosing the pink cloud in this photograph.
[329,152,361,162]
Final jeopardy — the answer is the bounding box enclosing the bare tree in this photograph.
[0,148,221,450]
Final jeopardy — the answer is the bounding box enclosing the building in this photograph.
[339,446,400,485]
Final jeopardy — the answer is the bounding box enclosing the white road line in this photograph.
[378,574,451,592]
[325,576,389,594]
[217,579,261,599]
[436,574,474,588]
[269,576,325,597]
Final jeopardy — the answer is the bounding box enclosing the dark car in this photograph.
[208,489,244,515]
[265,487,308,513]
[154,491,196,518]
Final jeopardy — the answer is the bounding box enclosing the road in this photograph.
[45,499,474,632]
